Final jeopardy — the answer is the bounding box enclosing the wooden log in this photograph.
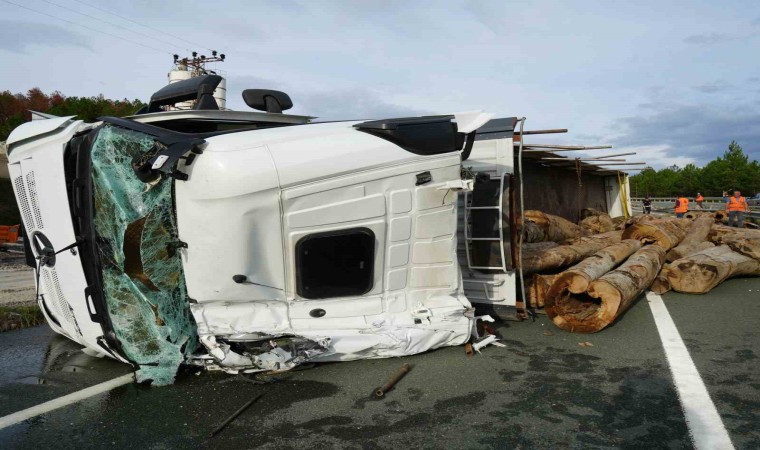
[665,216,715,262]
[520,231,622,274]
[546,245,665,333]
[621,219,687,250]
[620,214,660,230]
[580,214,615,234]
[661,245,760,294]
[519,210,583,243]
[672,218,694,231]
[665,241,715,263]
[521,221,547,244]
[684,211,715,220]
[581,208,607,219]
[547,239,643,296]
[612,216,627,229]
[650,268,671,294]
[708,227,760,261]
[527,274,557,308]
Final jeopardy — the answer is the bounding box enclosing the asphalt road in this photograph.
[0,279,758,449]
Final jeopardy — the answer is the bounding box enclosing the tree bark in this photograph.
[665,216,715,262]
[660,245,760,294]
[519,231,622,274]
[612,216,627,230]
[519,210,583,243]
[580,213,615,235]
[621,219,687,251]
[581,208,607,219]
[527,274,557,308]
[650,268,671,294]
[547,239,643,296]
[545,245,665,333]
[708,226,760,260]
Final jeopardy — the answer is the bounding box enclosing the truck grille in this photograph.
[43,267,77,330]
[26,171,44,229]
[13,175,36,230]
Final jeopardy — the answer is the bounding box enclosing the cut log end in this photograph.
[546,282,620,334]
[545,245,665,333]
[650,275,671,294]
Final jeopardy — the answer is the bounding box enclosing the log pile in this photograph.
[520,231,621,274]
[519,210,583,243]
[665,216,714,262]
[514,209,760,333]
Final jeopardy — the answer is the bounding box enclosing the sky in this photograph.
[1,0,759,169]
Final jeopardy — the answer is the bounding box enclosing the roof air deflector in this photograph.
[353,115,465,156]
[474,117,518,141]
[143,74,223,113]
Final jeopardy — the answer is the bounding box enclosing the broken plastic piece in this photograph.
[472,334,501,353]
[471,314,495,339]
[436,179,474,192]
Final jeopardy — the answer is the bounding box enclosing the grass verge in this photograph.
[0,305,44,332]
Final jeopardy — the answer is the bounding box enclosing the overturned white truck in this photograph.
[6,76,631,384]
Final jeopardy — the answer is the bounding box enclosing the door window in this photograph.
[296,228,375,299]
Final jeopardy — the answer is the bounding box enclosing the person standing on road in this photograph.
[726,190,749,228]
[696,193,704,209]
[674,194,689,218]
[642,196,652,215]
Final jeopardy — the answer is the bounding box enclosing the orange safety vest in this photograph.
[696,195,704,202]
[727,196,747,211]
[675,197,689,213]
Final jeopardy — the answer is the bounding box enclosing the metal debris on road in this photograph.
[375,363,411,398]
[210,393,265,437]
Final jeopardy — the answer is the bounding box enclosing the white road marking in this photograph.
[646,292,735,450]
[0,373,134,430]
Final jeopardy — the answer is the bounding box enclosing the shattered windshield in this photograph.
[90,124,198,385]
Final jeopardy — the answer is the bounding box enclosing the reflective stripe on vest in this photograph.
[675,198,689,213]
[728,196,746,211]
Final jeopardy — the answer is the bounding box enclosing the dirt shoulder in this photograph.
[1,250,40,331]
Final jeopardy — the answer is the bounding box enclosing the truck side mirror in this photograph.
[242,89,293,113]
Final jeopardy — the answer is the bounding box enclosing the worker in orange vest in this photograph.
[726,190,749,228]
[695,193,704,209]
[674,195,689,218]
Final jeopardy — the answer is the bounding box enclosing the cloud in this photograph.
[225,75,429,120]
[691,81,731,93]
[609,101,760,167]
[683,32,738,45]
[296,88,431,121]
[0,21,91,53]
[613,144,696,169]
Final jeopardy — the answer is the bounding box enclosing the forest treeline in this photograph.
[0,88,144,141]
[629,141,760,198]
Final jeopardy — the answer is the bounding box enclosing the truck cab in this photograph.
[6,77,494,384]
